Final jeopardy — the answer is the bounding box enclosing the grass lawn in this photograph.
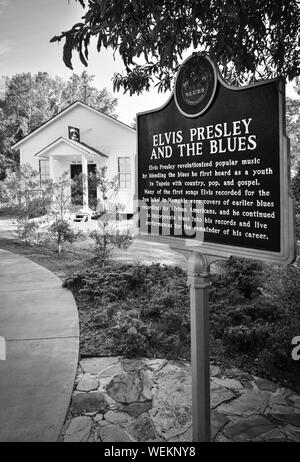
[0,237,92,279]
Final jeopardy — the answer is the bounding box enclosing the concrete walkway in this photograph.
[0,249,79,442]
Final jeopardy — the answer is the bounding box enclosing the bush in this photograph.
[223,324,270,354]
[48,219,81,253]
[64,263,190,358]
[89,222,133,264]
[16,216,39,244]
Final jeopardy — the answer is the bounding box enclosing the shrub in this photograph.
[64,263,190,358]
[111,309,150,356]
[48,219,81,253]
[16,216,39,244]
[223,257,264,299]
[223,324,270,354]
[90,221,133,264]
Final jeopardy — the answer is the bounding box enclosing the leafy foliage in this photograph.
[63,263,190,357]
[0,164,51,245]
[210,257,300,389]
[286,96,300,172]
[90,222,133,264]
[16,214,40,244]
[48,219,82,254]
[291,164,300,240]
[52,0,300,94]
[88,166,120,213]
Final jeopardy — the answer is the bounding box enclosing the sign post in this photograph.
[136,53,296,442]
[187,251,211,442]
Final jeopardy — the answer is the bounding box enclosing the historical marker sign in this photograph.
[137,54,296,264]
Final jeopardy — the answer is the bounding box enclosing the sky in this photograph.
[0,0,298,125]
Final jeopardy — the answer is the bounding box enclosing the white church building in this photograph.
[12,101,136,215]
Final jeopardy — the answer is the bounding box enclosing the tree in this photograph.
[88,166,134,264]
[62,71,118,117]
[49,171,75,220]
[286,97,300,172]
[51,0,300,95]
[89,166,120,214]
[0,164,51,206]
[0,72,66,179]
[0,164,52,243]
[48,219,81,254]
[0,72,118,177]
[131,116,137,130]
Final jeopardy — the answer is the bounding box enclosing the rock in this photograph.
[254,378,277,392]
[272,413,300,427]
[281,424,300,442]
[170,360,191,373]
[98,363,123,378]
[76,375,99,392]
[98,423,133,442]
[94,413,103,422]
[268,390,290,408]
[71,392,109,414]
[142,372,153,400]
[80,357,120,375]
[223,416,275,442]
[122,359,147,372]
[225,368,254,381]
[97,420,111,427]
[212,378,243,391]
[104,393,124,411]
[263,390,300,426]
[266,390,300,419]
[98,376,113,390]
[210,365,221,377]
[87,428,98,442]
[128,413,158,442]
[253,427,288,442]
[169,425,192,443]
[64,416,92,442]
[215,433,232,442]
[104,410,130,426]
[210,381,222,391]
[124,401,152,417]
[144,359,168,372]
[149,362,192,439]
[106,371,153,404]
[240,380,254,390]
[289,394,300,409]
[211,387,236,409]
[217,390,269,416]
[211,411,230,440]
[268,403,299,417]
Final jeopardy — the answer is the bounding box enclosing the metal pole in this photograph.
[187,251,211,442]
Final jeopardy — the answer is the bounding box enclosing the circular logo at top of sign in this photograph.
[175,54,217,118]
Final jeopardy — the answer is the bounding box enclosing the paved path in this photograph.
[0,249,79,442]
[61,357,300,442]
